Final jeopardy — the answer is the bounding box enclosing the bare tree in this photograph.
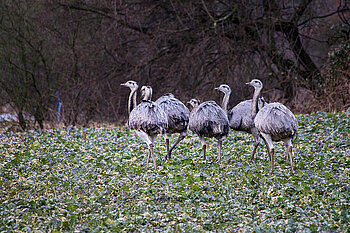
[0,1,57,130]
[0,0,348,130]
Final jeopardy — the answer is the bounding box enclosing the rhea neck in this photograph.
[142,88,152,101]
[191,103,199,111]
[221,91,231,112]
[188,100,200,112]
[128,87,138,114]
[251,86,262,120]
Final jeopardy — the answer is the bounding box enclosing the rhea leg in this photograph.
[288,146,293,172]
[285,144,289,163]
[164,134,170,159]
[146,147,151,164]
[149,143,158,170]
[251,127,260,160]
[136,130,152,162]
[168,132,186,159]
[199,136,207,160]
[261,133,274,170]
[150,136,158,169]
[218,138,222,161]
[136,130,158,170]
[284,138,294,172]
[146,144,153,167]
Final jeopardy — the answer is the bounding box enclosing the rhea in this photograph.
[247,79,298,171]
[215,84,266,159]
[188,98,229,161]
[155,93,190,159]
[121,81,168,170]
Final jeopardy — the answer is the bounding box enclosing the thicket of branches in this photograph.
[0,0,349,130]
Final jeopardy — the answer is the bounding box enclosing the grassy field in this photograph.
[0,111,349,232]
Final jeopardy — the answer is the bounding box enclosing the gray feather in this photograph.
[155,94,190,134]
[229,98,266,132]
[254,103,298,141]
[189,101,229,138]
[129,100,168,136]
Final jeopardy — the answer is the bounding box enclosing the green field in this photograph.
[0,112,349,232]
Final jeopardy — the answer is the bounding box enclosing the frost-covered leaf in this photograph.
[0,112,349,232]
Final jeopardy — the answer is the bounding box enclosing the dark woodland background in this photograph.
[0,0,349,130]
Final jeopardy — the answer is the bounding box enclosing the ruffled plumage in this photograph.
[155,94,190,134]
[254,102,298,141]
[189,101,229,138]
[129,100,168,136]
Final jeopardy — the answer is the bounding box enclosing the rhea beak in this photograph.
[214,87,219,91]
[246,82,252,86]
[120,83,126,86]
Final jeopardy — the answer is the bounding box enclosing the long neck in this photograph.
[128,88,137,114]
[221,92,230,112]
[143,90,152,101]
[190,103,199,112]
[251,87,261,120]
[257,95,265,110]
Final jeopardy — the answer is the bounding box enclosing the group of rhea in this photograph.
[121,79,298,172]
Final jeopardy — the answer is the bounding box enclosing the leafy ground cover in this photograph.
[0,111,349,232]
